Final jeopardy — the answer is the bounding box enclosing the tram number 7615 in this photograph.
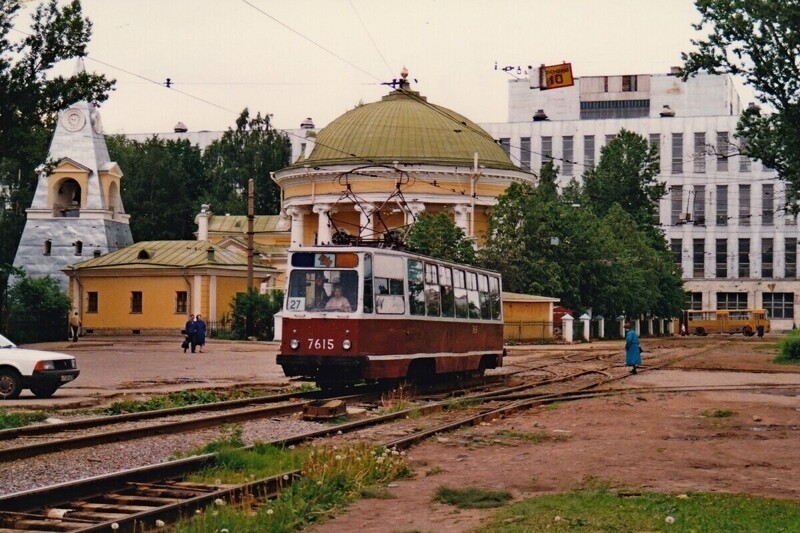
[308,338,334,350]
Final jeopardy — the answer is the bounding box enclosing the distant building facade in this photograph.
[479,69,797,330]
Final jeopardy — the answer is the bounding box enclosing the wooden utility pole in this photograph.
[247,179,254,291]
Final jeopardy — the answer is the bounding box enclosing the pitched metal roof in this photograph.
[204,215,286,234]
[65,240,275,271]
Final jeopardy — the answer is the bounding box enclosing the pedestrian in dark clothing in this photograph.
[756,324,765,339]
[624,322,642,374]
[183,314,197,353]
[195,314,207,353]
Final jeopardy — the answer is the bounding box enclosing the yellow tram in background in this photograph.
[685,309,770,336]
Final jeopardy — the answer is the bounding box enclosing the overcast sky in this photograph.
[15,0,740,135]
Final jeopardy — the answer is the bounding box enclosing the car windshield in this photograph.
[0,334,16,349]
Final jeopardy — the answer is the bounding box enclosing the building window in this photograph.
[762,238,773,278]
[739,138,752,172]
[693,186,705,225]
[717,292,748,310]
[763,292,794,319]
[716,185,728,225]
[499,137,510,157]
[670,238,682,267]
[562,136,573,176]
[762,184,774,226]
[520,137,531,170]
[649,133,661,170]
[622,75,637,92]
[671,186,683,225]
[87,292,98,313]
[716,239,727,278]
[73,240,82,255]
[176,291,188,314]
[739,184,751,226]
[131,291,143,313]
[672,133,683,174]
[716,131,729,172]
[583,135,595,169]
[738,238,750,278]
[605,134,616,145]
[693,239,705,278]
[786,238,797,278]
[689,292,703,310]
[541,136,552,162]
[43,240,52,255]
[693,132,706,173]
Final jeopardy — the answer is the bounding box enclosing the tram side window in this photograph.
[424,263,441,316]
[363,254,373,313]
[489,276,502,320]
[439,265,454,317]
[453,269,468,318]
[478,274,491,319]
[374,276,405,314]
[466,271,481,319]
[408,260,425,316]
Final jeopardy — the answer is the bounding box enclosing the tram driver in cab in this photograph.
[324,284,353,312]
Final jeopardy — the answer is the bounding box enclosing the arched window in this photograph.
[43,240,52,255]
[73,240,82,255]
[137,250,151,260]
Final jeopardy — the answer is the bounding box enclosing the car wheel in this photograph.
[0,370,22,399]
[31,386,59,399]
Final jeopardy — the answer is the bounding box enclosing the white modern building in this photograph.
[479,68,798,330]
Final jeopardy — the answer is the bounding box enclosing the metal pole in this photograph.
[247,179,255,291]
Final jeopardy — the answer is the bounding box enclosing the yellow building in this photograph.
[63,241,276,334]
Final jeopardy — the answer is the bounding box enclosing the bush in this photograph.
[777,330,800,361]
[229,289,283,341]
[7,273,70,343]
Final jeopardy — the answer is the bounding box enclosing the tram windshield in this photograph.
[287,269,359,313]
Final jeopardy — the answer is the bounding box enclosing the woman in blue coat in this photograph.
[195,314,207,353]
[624,322,642,374]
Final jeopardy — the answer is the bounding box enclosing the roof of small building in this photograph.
[502,292,560,303]
[202,214,287,234]
[294,84,518,171]
[64,240,276,271]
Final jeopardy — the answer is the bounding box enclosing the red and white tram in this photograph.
[277,246,505,388]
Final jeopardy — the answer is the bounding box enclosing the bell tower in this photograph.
[13,62,133,290]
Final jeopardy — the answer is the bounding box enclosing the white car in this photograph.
[0,333,79,399]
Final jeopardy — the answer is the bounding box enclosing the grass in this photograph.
[174,432,412,532]
[433,486,513,509]
[481,486,800,532]
[494,429,571,444]
[100,387,274,415]
[378,384,415,413]
[702,408,735,418]
[0,409,48,429]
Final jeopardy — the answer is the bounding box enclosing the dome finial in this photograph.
[400,66,409,79]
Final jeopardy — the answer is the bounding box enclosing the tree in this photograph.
[406,212,475,264]
[107,135,205,241]
[202,109,292,216]
[229,289,283,341]
[7,273,70,343]
[580,129,665,242]
[681,1,800,198]
[0,0,113,324]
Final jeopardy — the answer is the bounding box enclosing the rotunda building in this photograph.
[273,73,535,248]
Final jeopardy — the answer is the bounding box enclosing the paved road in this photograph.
[6,336,290,409]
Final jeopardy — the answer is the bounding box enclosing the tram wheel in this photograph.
[694,327,706,336]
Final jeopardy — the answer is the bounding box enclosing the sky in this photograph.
[13,0,743,135]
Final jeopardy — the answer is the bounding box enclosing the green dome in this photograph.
[301,88,518,171]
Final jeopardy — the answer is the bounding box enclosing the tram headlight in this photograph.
[290,339,300,350]
[342,339,352,350]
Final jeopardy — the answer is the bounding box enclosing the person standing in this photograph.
[69,311,81,342]
[624,321,642,374]
[184,314,197,353]
[195,314,207,353]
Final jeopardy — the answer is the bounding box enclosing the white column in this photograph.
[406,201,426,224]
[286,206,307,247]
[359,204,376,240]
[209,275,217,320]
[597,317,605,339]
[562,314,574,343]
[313,204,332,245]
[193,275,202,315]
[453,203,471,236]
[579,313,591,341]
[634,318,641,336]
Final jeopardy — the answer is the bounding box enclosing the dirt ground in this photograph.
[309,336,800,533]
